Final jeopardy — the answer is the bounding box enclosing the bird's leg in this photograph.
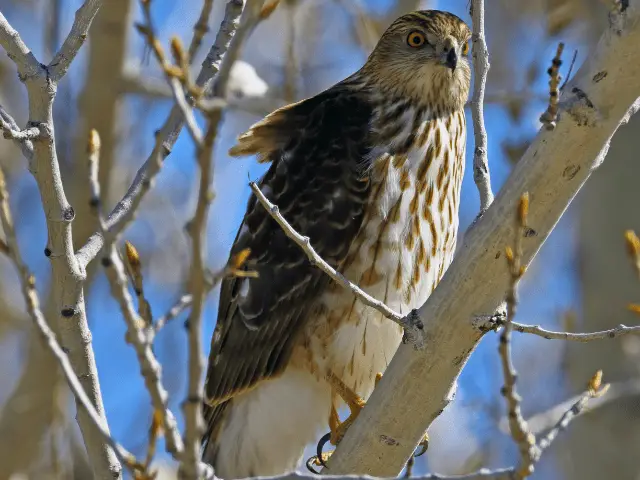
[310,371,387,470]
[326,371,366,445]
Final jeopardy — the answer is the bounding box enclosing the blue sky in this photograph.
[0,0,588,477]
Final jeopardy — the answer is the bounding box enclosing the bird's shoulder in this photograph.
[229,80,376,164]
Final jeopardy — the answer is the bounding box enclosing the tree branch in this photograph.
[0,168,132,475]
[0,5,120,478]
[470,0,494,215]
[499,195,538,478]
[510,321,640,341]
[181,101,221,480]
[231,471,519,480]
[188,0,215,62]
[324,2,640,475]
[0,11,42,79]
[49,0,102,81]
[0,103,36,159]
[509,379,640,436]
[86,130,185,461]
[250,182,426,346]
[75,0,248,270]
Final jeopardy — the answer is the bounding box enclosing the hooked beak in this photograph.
[443,49,457,71]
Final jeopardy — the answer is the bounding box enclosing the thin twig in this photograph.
[76,0,248,269]
[103,243,187,461]
[188,0,215,62]
[510,321,640,341]
[152,262,249,336]
[470,0,494,215]
[180,104,220,480]
[168,76,204,145]
[539,43,564,130]
[0,11,42,78]
[136,3,204,147]
[49,0,103,81]
[535,371,609,458]
[123,241,153,328]
[501,378,639,436]
[87,130,185,461]
[0,104,34,160]
[250,182,425,347]
[154,293,193,333]
[559,49,578,91]
[0,167,142,476]
[500,193,538,479]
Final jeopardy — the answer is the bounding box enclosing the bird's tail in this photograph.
[200,368,331,479]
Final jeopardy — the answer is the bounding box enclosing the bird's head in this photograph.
[360,10,472,113]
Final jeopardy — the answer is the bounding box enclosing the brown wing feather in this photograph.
[202,83,375,451]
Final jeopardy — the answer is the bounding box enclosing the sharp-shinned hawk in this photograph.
[201,10,472,478]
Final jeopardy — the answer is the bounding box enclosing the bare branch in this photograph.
[0,167,136,476]
[276,471,519,480]
[0,8,120,476]
[102,241,187,460]
[49,0,103,81]
[123,241,154,328]
[87,130,185,461]
[0,104,34,159]
[539,43,565,130]
[499,194,538,478]
[154,293,193,333]
[535,372,610,458]
[119,67,283,116]
[208,0,266,98]
[188,0,215,62]
[510,321,640,341]
[0,11,42,79]
[325,1,640,473]
[250,182,426,347]
[180,100,220,480]
[168,76,204,145]
[470,0,494,215]
[511,379,640,435]
[76,0,250,269]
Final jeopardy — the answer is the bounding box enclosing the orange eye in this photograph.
[407,31,426,48]
[461,42,470,56]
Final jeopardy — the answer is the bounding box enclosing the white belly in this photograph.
[305,113,464,401]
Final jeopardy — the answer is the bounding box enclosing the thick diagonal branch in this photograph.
[325,3,640,475]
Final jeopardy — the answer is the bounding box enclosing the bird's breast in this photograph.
[293,110,466,400]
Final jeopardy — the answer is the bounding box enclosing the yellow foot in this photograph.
[327,370,369,445]
[311,371,380,469]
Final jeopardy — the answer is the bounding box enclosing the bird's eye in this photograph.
[407,31,426,48]
[461,42,470,56]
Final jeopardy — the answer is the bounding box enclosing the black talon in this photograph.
[413,441,428,458]
[306,456,321,474]
[315,431,332,469]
